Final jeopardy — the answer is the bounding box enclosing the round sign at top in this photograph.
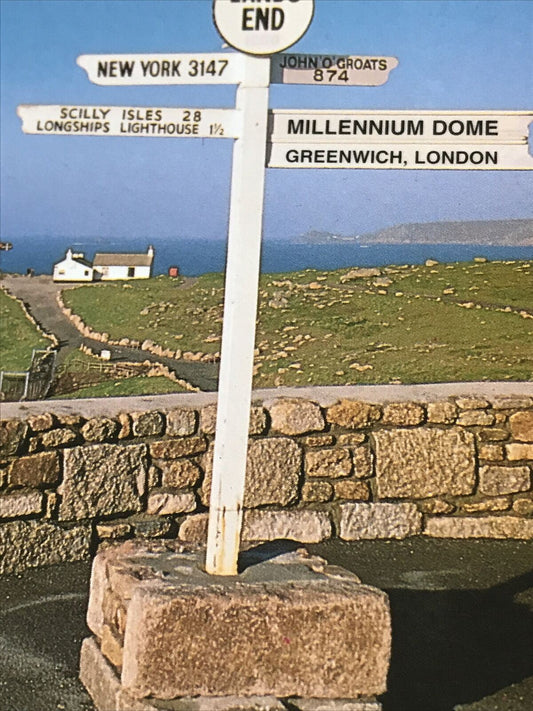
[213,0,314,56]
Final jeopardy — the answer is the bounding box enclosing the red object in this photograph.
[168,266,180,277]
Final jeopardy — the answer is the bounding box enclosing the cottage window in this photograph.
[128,267,135,277]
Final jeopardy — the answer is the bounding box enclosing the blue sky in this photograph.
[1,0,532,242]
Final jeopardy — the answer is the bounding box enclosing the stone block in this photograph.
[512,496,533,516]
[479,465,530,496]
[417,499,455,515]
[333,480,370,501]
[7,451,59,487]
[147,465,160,489]
[130,514,172,539]
[201,438,301,508]
[117,691,287,711]
[243,509,332,543]
[166,408,197,437]
[381,402,425,426]
[0,489,42,518]
[147,490,196,515]
[462,497,511,513]
[339,503,422,540]
[58,443,147,520]
[158,458,201,488]
[268,398,325,435]
[492,396,533,410]
[97,521,132,540]
[40,428,78,448]
[506,443,533,460]
[85,544,390,700]
[28,412,55,432]
[290,701,381,711]
[305,448,352,479]
[477,428,509,442]
[0,520,91,575]
[200,405,266,436]
[131,411,165,437]
[300,434,336,448]
[352,447,373,479]
[456,410,494,427]
[426,401,457,424]
[456,397,490,410]
[83,636,374,711]
[509,411,533,442]
[150,436,207,459]
[178,513,209,543]
[58,414,85,427]
[199,404,218,434]
[327,401,381,429]
[80,636,121,711]
[424,515,533,539]
[0,419,28,456]
[118,413,132,440]
[82,417,120,442]
[102,623,124,669]
[373,427,475,499]
[44,491,58,518]
[477,443,504,461]
[301,481,334,503]
[337,433,367,446]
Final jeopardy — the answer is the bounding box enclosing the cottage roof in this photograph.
[57,252,93,269]
[93,252,153,267]
[73,256,93,268]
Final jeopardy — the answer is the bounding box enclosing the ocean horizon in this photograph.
[1,236,531,278]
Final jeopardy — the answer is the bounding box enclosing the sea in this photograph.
[1,236,531,277]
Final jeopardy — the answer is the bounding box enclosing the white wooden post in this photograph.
[205,55,270,576]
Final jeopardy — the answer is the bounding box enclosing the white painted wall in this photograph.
[94,264,151,280]
[53,251,93,282]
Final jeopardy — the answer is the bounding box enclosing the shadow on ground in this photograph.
[385,573,533,710]
[311,539,533,711]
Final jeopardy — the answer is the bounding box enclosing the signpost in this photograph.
[17,105,240,138]
[17,0,532,577]
[213,0,314,55]
[77,53,244,85]
[267,109,533,169]
[270,54,399,86]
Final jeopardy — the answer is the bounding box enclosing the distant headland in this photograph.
[297,219,533,246]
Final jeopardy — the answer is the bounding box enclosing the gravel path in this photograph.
[1,274,219,391]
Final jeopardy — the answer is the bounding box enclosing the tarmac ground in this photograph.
[0,538,531,711]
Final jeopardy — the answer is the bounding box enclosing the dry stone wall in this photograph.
[1,392,532,575]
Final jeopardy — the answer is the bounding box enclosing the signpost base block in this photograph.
[80,540,390,710]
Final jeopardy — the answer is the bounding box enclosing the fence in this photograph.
[0,349,56,402]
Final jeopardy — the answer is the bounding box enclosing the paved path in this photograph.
[0,539,531,711]
[1,274,219,391]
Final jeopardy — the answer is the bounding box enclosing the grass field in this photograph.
[0,288,50,371]
[53,348,190,398]
[62,259,533,387]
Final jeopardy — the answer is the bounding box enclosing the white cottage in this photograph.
[53,249,94,282]
[93,246,154,281]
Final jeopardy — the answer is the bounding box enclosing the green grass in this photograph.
[61,260,533,387]
[54,348,190,398]
[57,376,189,399]
[0,288,50,371]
